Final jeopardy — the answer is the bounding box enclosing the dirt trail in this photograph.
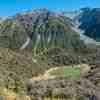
[32,64,90,81]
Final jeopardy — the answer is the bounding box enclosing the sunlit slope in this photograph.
[0,9,84,51]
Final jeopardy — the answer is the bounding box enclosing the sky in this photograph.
[0,0,100,16]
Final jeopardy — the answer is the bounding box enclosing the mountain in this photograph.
[0,9,85,52]
[0,8,99,100]
[63,7,100,42]
[1,8,100,50]
[79,7,100,41]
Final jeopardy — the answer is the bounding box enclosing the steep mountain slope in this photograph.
[79,7,100,41]
[63,7,100,42]
[1,8,100,48]
[63,11,96,46]
[0,9,84,52]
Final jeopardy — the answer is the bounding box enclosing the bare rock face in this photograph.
[27,77,100,100]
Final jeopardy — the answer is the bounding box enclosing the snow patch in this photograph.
[20,37,30,50]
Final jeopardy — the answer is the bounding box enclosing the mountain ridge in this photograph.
[0,8,85,52]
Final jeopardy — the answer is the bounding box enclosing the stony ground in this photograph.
[0,46,98,100]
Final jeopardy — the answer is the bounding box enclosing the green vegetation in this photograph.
[63,67,81,77]
[49,67,81,77]
[0,10,85,51]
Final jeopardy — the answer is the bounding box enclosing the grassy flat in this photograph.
[49,67,81,77]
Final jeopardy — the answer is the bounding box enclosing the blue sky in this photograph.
[0,0,99,16]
